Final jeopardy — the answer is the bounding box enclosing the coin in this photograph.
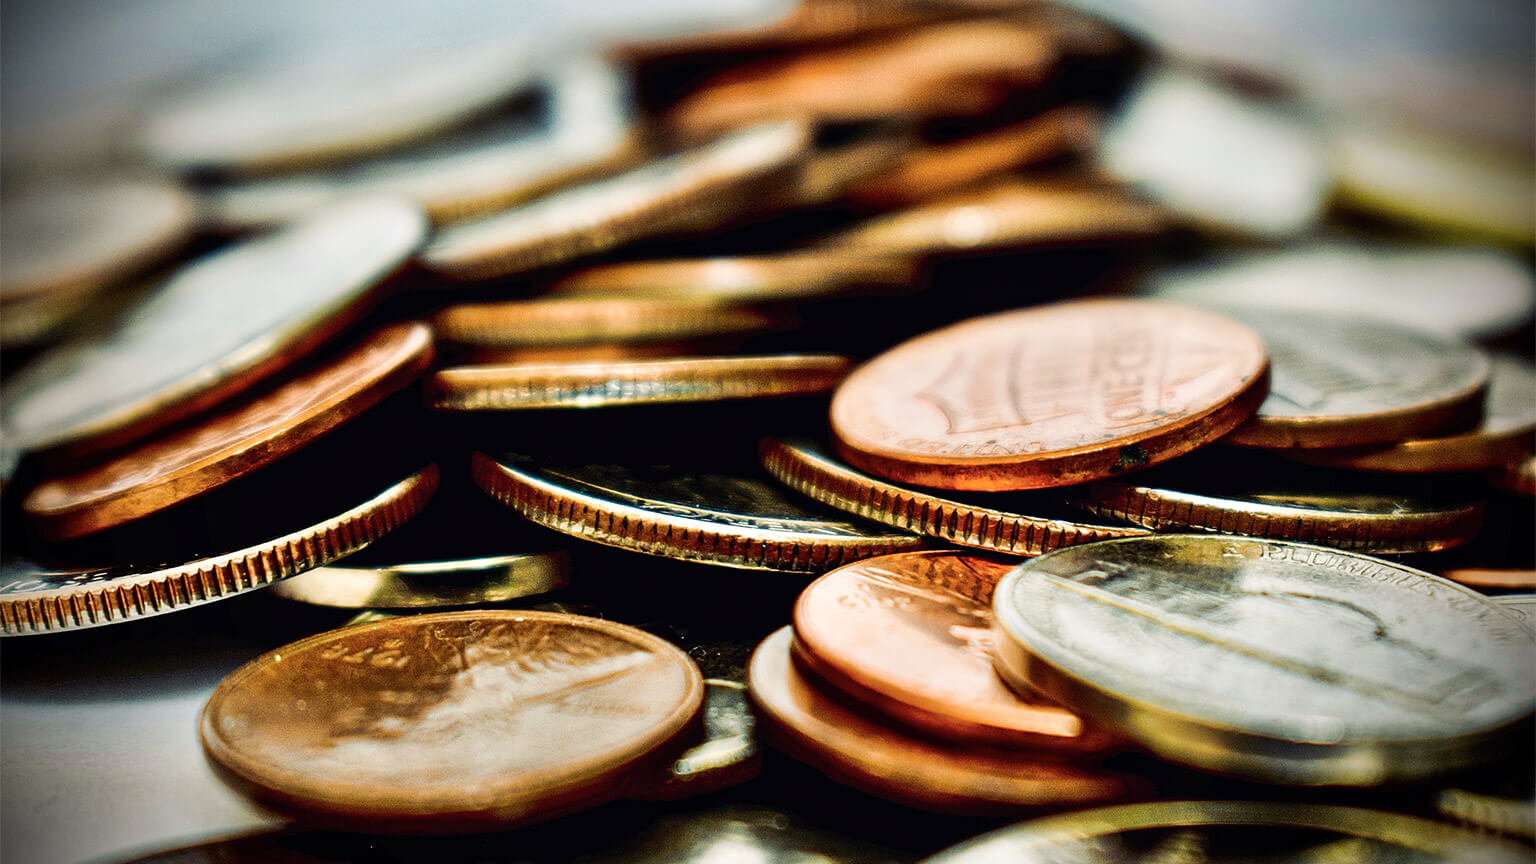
[793,551,1116,751]
[3,197,428,458]
[991,535,1536,784]
[761,438,1147,555]
[200,610,704,830]
[1441,569,1536,591]
[1437,789,1536,840]
[431,355,851,411]
[23,324,434,540]
[546,251,919,304]
[618,0,953,58]
[830,299,1269,490]
[421,121,812,280]
[749,627,1132,814]
[1220,309,1491,449]
[632,679,760,800]
[1495,594,1536,629]
[472,453,921,572]
[1491,456,1536,497]
[921,801,1523,863]
[432,296,783,349]
[269,551,569,609]
[0,466,437,635]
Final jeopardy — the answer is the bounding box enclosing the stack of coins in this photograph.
[2,1,1532,862]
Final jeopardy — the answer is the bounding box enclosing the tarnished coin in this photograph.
[270,551,569,609]
[3,198,428,457]
[432,296,783,349]
[1221,309,1492,449]
[749,627,1132,814]
[431,355,851,411]
[421,121,812,280]
[472,453,921,572]
[1442,569,1536,592]
[23,324,433,540]
[761,438,1147,555]
[1,180,196,303]
[1495,594,1536,629]
[793,551,1115,750]
[992,535,1536,784]
[200,611,704,830]
[922,801,1524,863]
[830,299,1269,490]
[546,251,920,304]
[1437,789,1536,840]
[0,466,436,635]
[632,679,760,800]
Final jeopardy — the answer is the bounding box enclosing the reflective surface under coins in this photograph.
[830,299,1269,490]
[200,611,704,829]
[270,552,569,609]
[991,535,1536,784]
[635,679,760,800]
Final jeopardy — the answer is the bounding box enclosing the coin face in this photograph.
[472,453,921,572]
[432,296,783,348]
[748,627,1131,814]
[269,551,569,609]
[3,198,428,456]
[1495,594,1536,630]
[794,551,1115,750]
[992,535,1536,784]
[200,611,704,829]
[831,300,1269,490]
[23,324,433,540]
[1220,309,1491,448]
[546,252,919,304]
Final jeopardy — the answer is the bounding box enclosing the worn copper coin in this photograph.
[0,466,437,635]
[1220,309,1492,449]
[200,610,704,830]
[992,535,1536,784]
[831,299,1269,490]
[793,551,1115,751]
[431,355,851,411]
[546,251,919,304]
[3,198,428,457]
[432,296,782,349]
[632,679,760,800]
[472,453,920,572]
[23,324,433,540]
[762,438,1146,555]
[1441,569,1536,592]
[270,551,569,609]
[749,627,1131,814]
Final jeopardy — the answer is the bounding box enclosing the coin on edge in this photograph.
[200,610,704,830]
[749,627,1133,814]
[1437,789,1536,841]
[830,299,1269,490]
[762,437,1147,555]
[992,535,1536,784]
[432,355,851,411]
[0,466,437,635]
[3,197,428,457]
[269,551,569,609]
[546,251,920,304]
[1442,569,1536,592]
[631,679,760,800]
[472,453,921,572]
[794,551,1116,751]
[432,296,783,349]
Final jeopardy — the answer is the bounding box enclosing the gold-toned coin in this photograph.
[774,125,915,208]
[269,551,569,609]
[1495,594,1536,629]
[546,251,920,304]
[992,535,1536,784]
[3,197,428,458]
[1219,309,1492,449]
[1437,789,1536,840]
[749,627,1133,814]
[632,679,760,800]
[432,296,783,349]
[23,324,434,540]
[922,801,1523,863]
[1442,569,1536,592]
[431,355,851,411]
[421,121,812,280]
[761,438,1147,555]
[0,466,437,635]
[200,610,704,830]
[830,299,1269,490]
[472,453,921,572]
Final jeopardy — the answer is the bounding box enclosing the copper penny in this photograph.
[201,610,704,830]
[546,252,919,304]
[24,324,433,540]
[1441,569,1536,592]
[1491,456,1536,497]
[748,627,1132,814]
[793,551,1116,750]
[831,299,1269,490]
[432,296,783,348]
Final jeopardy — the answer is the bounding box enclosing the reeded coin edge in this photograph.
[431,299,777,348]
[0,466,438,635]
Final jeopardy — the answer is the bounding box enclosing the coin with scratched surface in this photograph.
[23,324,433,540]
[762,438,1146,555]
[432,355,850,411]
[631,679,760,800]
[1494,594,1536,630]
[3,198,427,457]
[0,466,436,635]
[432,296,782,349]
[991,535,1536,784]
[921,801,1525,863]
[794,551,1115,751]
[270,551,569,609]
[749,627,1132,814]
[472,453,920,572]
[200,610,704,830]
[831,299,1268,490]
[546,251,919,304]
[1219,309,1491,449]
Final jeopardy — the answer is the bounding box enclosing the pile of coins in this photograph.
[1,1,1532,861]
